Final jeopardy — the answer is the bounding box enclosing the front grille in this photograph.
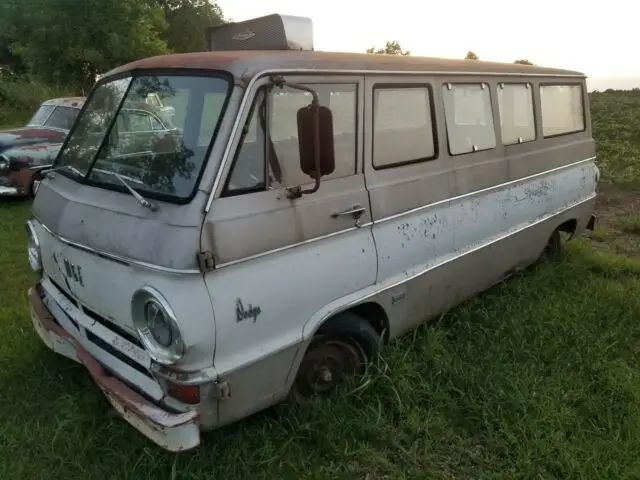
[83,305,143,349]
[49,278,79,308]
[86,331,152,378]
[46,276,151,378]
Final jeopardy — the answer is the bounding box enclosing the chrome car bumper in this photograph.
[0,185,19,196]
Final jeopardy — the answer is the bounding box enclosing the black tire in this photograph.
[288,312,381,405]
[541,229,563,261]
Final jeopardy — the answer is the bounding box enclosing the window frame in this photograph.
[222,86,269,197]
[371,83,439,170]
[539,82,586,139]
[441,81,497,156]
[496,81,537,146]
[222,79,360,197]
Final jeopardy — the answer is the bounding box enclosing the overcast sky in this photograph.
[216,0,639,91]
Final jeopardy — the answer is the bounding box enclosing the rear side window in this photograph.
[497,83,536,145]
[372,86,437,168]
[540,84,585,137]
[442,83,496,155]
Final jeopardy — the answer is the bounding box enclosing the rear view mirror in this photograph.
[297,103,335,179]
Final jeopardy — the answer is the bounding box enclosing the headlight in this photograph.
[0,155,9,172]
[131,286,184,365]
[25,219,42,272]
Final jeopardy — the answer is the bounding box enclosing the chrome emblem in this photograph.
[232,30,256,41]
[52,252,84,287]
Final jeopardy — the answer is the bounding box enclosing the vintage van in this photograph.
[25,13,598,451]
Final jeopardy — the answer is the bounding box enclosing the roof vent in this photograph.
[206,14,313,52]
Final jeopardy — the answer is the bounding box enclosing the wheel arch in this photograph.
[556,218,578,239]
[308,300,390,344]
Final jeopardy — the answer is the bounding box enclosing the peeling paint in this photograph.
[375,161,597,281]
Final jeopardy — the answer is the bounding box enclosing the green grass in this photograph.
[591,90,640,185]
[2,90,640,478]
[616,214,640,235]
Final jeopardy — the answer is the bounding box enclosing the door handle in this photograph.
[331,205,367,220]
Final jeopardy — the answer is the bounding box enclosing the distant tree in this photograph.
[0,0,227,88]
[157,0,226,53]
[2,0,168,89]
[366,41,410,56]
[514,59,534,65]
[465,51,478,60]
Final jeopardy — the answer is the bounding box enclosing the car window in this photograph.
[27,105,55,126]
[121,110,153,132]
[45,106,80,130]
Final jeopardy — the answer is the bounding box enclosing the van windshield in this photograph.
[55,73,231,201]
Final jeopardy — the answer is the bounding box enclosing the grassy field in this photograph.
[2,91,640,478]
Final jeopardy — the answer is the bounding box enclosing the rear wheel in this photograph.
[288,312,380,405]
[541,229,564,261]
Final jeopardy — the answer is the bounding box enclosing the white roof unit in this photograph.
[206,14,314,52]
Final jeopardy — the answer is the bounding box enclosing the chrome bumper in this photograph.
[0,185,19,196]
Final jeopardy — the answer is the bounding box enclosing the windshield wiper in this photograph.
[92,168,157,212]
[112,172,158,212]
[43,164,85,177]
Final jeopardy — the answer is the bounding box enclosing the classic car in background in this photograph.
[0,96,85,197]
[1,95,179,198]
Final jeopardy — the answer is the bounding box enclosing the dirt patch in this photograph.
[584,183,640,258]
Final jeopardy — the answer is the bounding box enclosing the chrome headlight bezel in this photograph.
[25,219,42,273]
[131,286,184,365]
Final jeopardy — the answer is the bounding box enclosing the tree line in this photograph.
[0,3,536,93]
[366,42,534,65]
[0,0,226,89]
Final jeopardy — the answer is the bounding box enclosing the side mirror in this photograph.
[296,103,335,182]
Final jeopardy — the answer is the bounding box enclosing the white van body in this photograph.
[25,14,598,452]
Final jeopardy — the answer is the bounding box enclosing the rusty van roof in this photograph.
[102,50,585,81]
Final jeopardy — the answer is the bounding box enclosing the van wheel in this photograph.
[289,313,380,405]
[541,229,563,261]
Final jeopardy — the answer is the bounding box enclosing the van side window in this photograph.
[497,83,536,145]
[372,86,437,168]
[269,83,357,188]
[224,83,357,195]
[442,83,496,155]
[225,89,267,194]
[540,84,585,138]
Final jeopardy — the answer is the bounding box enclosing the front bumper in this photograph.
[0,185,19,196]
[27,285,201,452]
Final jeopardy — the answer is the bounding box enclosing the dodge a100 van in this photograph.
[25,13,598,451]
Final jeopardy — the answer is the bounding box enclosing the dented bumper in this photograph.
[27,285,201,452]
